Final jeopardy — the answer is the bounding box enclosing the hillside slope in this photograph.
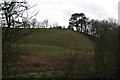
[19,28,95,55]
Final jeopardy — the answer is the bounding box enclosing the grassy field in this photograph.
[6,28,96,78]
[19,28,95,55]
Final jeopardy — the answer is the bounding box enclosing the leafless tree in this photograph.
[31,18,38,28]
[0,0,39,77]
[43,19,48,28]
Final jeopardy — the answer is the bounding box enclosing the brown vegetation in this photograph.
[8,54,95,75]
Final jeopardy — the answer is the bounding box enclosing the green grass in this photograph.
[19,44,74,55]
[18,44,94,55]
[8,70,64,78]
[18,28,94,55]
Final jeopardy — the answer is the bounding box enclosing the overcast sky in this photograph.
[1,0,120,27]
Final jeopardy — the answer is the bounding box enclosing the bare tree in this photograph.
[31,18,38,28]
[89,19,119,77]
[0,0,39,77]
[53,22,58,28]
[43,19,48,28]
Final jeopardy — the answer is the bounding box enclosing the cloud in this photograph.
[26,0,119,26]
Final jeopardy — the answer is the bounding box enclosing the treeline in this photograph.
[30,18,61,28]
[68,13,119,78]
[68,13,118,36]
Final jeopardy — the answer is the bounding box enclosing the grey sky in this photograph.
[1,0,119,27]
